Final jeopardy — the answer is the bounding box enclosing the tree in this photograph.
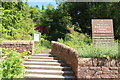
[38,4,72,41]
[58,2,120,39]
[29,6,40,23]
[2,2,35,40]
[42,5,44,10]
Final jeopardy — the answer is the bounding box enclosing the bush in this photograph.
[41,38,51,48]
[78,43,119,59]
[58,32,119,59]
[58,32,91,49]
[1,48,25,78]
[34,37,51,54]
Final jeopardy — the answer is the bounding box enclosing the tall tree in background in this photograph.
[29,6,40,23]
[37,4,72,41]
[42,5,44,10]
[58,2,120,39]
[2,1,119,40]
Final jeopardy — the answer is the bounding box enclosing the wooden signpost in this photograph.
[92,19,114,45]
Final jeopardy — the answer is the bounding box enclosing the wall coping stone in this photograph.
[1,40,34,44]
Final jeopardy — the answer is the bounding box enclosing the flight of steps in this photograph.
[24,53,76,80]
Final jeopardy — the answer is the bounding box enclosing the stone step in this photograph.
[25,69,74,76]
[24,65,71,70]
[31,55,55,57]
[25,59,63,62]
[32,54,52,56]
[25,74,75,79]
[33,53,51,55]
[24,52,75,79]
[24,61,67,66]
[28,56,59,59]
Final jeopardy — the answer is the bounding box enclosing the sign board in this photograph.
[34,33,40,41]
[92,19,114,44]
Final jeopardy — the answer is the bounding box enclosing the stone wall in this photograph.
[51,41,79,78]
[1,40,34,54]
[51,41,120,79]
[78,58,120,78]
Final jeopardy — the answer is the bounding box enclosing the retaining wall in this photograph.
[1,40,34,54]
[51,41,120,79]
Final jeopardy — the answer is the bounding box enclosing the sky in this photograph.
[26,0,58,10]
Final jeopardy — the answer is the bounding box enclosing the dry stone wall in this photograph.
[1,40,34,54]
[51,41,120,79]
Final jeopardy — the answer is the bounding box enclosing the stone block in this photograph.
[78,67,88,78]
[110,59,117,67]
[90,67,101,70]
[78,58,92,67]
[101,74,111,78]
[94,71,102,75]
[102,67,111,74]
[92,58,98,66]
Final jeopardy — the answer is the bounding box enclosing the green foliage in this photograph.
[2,2,35,40]
[58,32,119,59]
[1,48,25,78]
[58,32,91,49]
[2,1,119,42]
[20,50,31,58]
[1,48,9,55]
[29,6,40,22]
[41,38,51,48]
[37,4,72,41]
[78,43,119,59]
[34,37,51,54]
[58,2,120,39]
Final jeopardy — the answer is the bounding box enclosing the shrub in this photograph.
[78,43,119,59]
[58,32,119,59]
[34,37,51,54]
[41,38,51,48]
[1,48,25,78]
[58,32,91,49]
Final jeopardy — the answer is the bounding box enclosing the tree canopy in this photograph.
[2,2,35,40]
[2,1,120,40]
[58,2,120,39]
